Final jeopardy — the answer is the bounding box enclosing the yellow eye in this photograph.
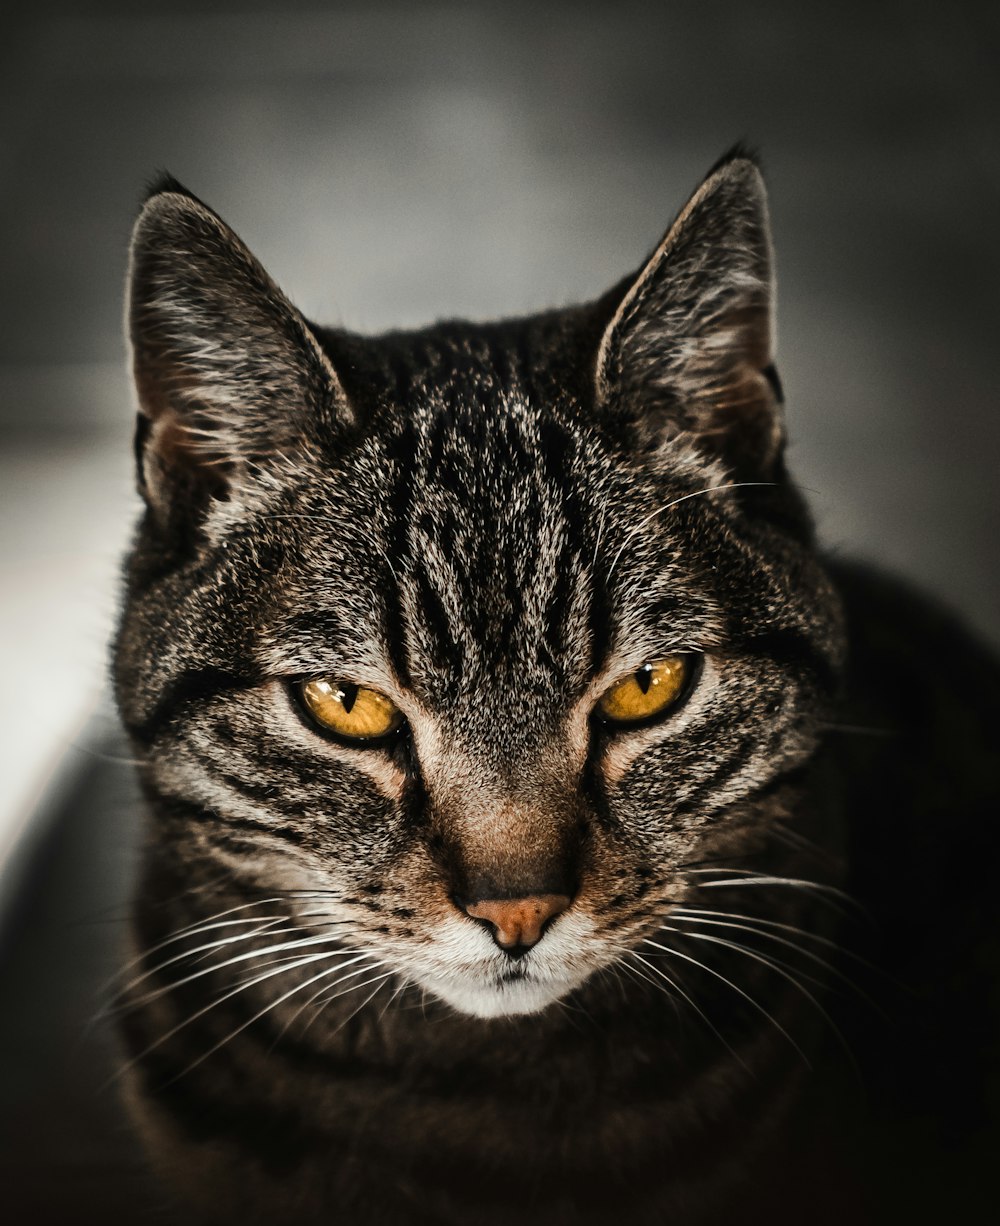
[596,655,691,726]
[299,679,404,743]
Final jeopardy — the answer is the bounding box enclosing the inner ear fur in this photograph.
[595,153,783,478]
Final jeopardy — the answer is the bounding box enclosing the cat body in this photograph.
[113,153,1000,1224]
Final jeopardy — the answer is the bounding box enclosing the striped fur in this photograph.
[114,153,855,1223]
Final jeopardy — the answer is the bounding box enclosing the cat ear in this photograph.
[595,151,781,478]
[127,178,351,525]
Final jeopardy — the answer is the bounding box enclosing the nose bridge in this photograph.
[428,751,583,900]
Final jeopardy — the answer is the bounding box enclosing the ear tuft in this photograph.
[142,170,194,205]
[704,141,763,177]
[596,151,781,478]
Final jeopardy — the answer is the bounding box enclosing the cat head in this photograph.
[116,151,843,1018]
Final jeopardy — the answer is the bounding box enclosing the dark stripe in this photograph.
[673,737,757,819]
[536,417,573,489]
[540,541,579,669]
[208,811,307,846]
[213,769,283,806]
[128,666,259,747]
[414,557,459,674]
[146,794,307,847]
[132,412,151,497]
[739,628,840,695]
[383,425,418,688]
[587,567,614,674]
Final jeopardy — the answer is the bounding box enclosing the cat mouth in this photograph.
[497,964,529,985]
[416,956,592,1019]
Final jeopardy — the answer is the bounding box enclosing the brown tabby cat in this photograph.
[113,149,1000,1225]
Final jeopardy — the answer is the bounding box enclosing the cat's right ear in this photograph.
[127,179,351,529]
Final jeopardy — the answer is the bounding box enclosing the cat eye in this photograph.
[298,678,405,744]
[595,655,692,727]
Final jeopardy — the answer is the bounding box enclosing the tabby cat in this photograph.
[113,150,1000,1225]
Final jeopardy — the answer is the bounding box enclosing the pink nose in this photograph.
[463,894,571,950]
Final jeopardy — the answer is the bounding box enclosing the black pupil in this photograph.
[339,683,359,714]
[636,664,653,695]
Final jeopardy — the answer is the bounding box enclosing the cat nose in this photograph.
[462,894,571,954]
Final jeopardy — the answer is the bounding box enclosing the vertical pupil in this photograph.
[635,664,653,695]
[339,683,359,714]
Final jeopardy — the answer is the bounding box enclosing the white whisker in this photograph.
[320,973,395,1036]
[114,934,363,1015]
[111,919,303,1000]
[688,871,862,916]
[605,482,777,584]
[657,926,858,1073]
[179,961,393,1077]
[622,949,751,1070]
[642,936,809,1064]
[106,898,297,986]
[107,889,352,968]
[672,906,882,979]
[110,947,383,1090]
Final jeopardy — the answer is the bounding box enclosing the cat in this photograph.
[113,148,1000,1225]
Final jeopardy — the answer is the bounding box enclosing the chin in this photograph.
[424,969,589,1019]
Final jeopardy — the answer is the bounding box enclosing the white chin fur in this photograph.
[424,973,583,1019]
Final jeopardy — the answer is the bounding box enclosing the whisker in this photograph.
[765,823,831,858]
[109,918,302,1000]
[817,721,895,738]
[177,962,393,1078]
[109,949,377,1089]
[591,493,611,571]
[671,909,893,1011]
[595,962,631,1007]
[666,920,832,993]
[687,871,863,916]
[673,906,878,968]
[276,971,360,1043]
[319,972,395,1036]
[228,946,365,986]
[68,742,144,768]
[605,482,777,584]
[642,936,809,1064]
[614,949,678,1003]
[112,934,361,1016]
[106,896,350,987]
[657,926,859,1074]
[277,964,398,1041]
[118,910,350,984]
[375,974,412,1024]
[311,966,394,1013]
[621,950,750,1068]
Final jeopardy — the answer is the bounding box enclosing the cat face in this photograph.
[116,154,843,1019]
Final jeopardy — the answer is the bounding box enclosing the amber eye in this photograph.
[596,655,691,727]
[298,679,404,743]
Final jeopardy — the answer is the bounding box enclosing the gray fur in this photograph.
[113,152,992,1225]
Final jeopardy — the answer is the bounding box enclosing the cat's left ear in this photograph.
[595,151,782,478]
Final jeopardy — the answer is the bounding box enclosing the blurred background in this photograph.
[0,0,997,1213]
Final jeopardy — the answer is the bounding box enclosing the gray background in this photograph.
[1,0,998,881]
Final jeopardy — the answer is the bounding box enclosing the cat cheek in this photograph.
[342,754,408,803]
[601,738,646,788]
